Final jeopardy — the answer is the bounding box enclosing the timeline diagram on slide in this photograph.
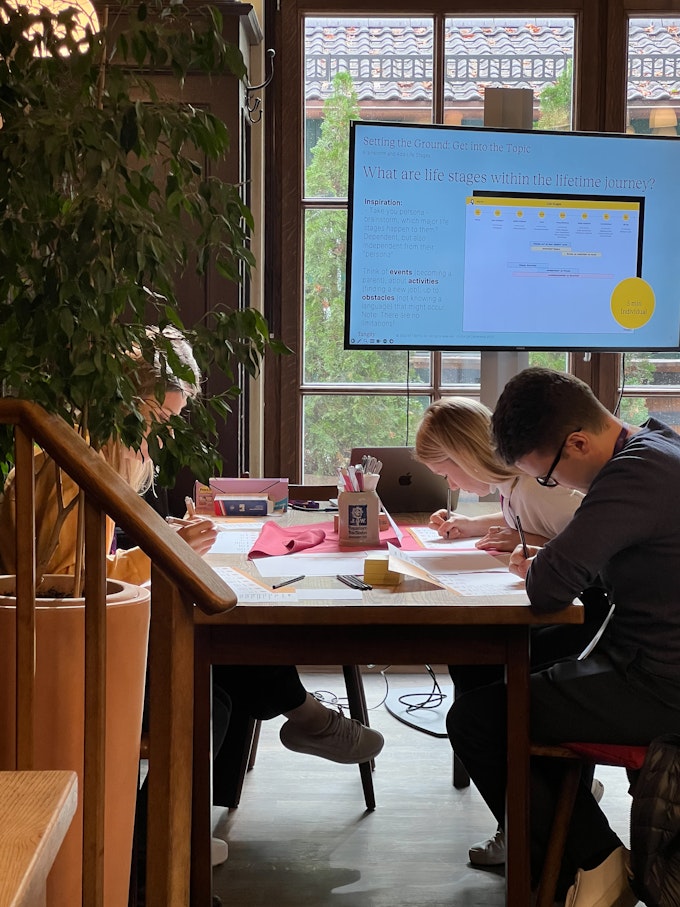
[462,192,645,335]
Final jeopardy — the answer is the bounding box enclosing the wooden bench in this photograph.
[0,770,78,907]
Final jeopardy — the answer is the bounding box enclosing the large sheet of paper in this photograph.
[209,526,262,555]
[212,565,362,601]
[386,543,528,600]
[252,552,370,577]
[407,526,484,549]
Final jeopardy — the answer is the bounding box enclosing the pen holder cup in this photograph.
[337,490,380,547]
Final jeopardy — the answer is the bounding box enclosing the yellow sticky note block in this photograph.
[363,554,403,586]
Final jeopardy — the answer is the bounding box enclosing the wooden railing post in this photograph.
[82,497,108,907]
[146,568,195,907]
[14,426,36,770]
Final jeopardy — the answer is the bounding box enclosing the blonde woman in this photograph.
[415,397,582,551]
[0,328,215,579]
[414,398,608,868]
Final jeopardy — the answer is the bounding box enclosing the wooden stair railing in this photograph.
[0,399,238,907]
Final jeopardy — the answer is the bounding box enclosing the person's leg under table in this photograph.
[504,626,532,906]
[449,648,680,900]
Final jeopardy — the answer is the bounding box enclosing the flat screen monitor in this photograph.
[345,121,680,351]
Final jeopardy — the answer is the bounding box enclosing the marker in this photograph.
[515,515,529,559]
[272,575,305,589]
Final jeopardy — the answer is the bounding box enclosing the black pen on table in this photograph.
[336,574,372,591]
[272,575,305,590]
[515,515,529,559]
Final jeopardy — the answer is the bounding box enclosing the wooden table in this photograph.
[190,514,583,906]
[0,770,77,907]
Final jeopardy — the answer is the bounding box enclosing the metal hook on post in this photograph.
[245,48,275,124]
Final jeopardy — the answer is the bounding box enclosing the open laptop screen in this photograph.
[349,446,455,514]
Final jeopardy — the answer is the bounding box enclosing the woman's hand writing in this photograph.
[170,516,218,557]
[475,526,519,552]
[428,509,478,539]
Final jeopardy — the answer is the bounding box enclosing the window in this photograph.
[618,15,680,430]
[268,2,605,481]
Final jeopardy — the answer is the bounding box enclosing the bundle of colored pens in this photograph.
[336,458,381,493]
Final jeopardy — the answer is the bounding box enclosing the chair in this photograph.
[222,483,377,812]
[530,741,648,907]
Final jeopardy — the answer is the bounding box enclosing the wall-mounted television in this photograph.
[345,121,680,352]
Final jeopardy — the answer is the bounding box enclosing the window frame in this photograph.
[265,0,621,480]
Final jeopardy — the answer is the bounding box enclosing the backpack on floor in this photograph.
[629,733,680,907]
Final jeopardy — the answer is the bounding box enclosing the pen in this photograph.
[166,515,190,526]
[272,575,305,589]
[336,574,372,591]
[185,495,196,518]
[515,515,529,559]
[445,487,453,538]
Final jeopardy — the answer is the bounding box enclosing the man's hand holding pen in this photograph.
[508,543,540,580]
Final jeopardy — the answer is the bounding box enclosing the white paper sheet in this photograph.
[212,566,299,602]
[293,587,363,601]
[386,543,527,600]
[209,530,261,555]
[435,570,527,597]
[252,552,369,577]
[210,565,363,601]
[387,543,506,574]
[407,526,483,549]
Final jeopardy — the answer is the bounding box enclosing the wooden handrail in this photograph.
[0,399,238,907]
[0,399,237,615]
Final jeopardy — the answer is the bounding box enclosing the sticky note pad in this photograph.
[363,554,403,586]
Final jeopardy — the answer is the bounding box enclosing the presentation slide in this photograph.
[345,122,680,351]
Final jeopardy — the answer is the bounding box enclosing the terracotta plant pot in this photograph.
[0,575,150,907]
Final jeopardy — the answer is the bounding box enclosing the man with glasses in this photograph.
[448,367,680,907]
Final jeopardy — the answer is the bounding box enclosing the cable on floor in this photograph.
[388,664,448,714]
[311,666,391,714]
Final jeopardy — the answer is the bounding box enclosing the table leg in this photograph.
[342,665,376,811]
[505,627,531,906]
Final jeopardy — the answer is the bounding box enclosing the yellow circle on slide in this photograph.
[610,277,655,329]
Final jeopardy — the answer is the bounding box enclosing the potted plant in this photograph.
[0,2,286,903]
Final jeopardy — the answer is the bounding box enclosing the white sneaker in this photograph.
[468,781,603,870]
[565,846,638,907]
[280,709,384,764]
[591,778,605,803]
[469,826,506,866]
[211,837,229,867]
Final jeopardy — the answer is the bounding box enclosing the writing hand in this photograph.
[174,516,218,557]
[429,509,476,539]
[508,543,540,580]
[476,526,519,552]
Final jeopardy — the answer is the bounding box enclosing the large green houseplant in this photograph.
[0,4,281,903]
[0,0,285,560]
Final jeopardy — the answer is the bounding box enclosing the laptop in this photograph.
[349,446,456,514]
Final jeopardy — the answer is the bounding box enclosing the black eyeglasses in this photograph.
[536,429,581,487]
